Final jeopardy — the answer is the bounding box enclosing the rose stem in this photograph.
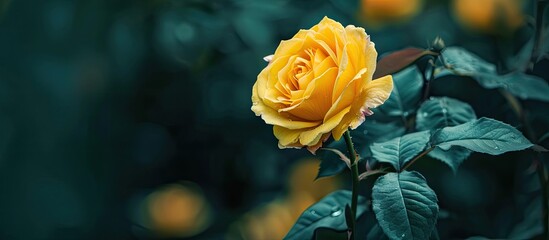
[343,131,359,240]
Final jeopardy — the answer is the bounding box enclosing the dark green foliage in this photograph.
[415,97,476,131]
[372,171,439,240]
[359,120,407,143]
[316,144,350,180]
[416,97,477,173]
[377,66,424,117]
[508,196,543,239]
[366,224,390,240]
[351,65,422,153]
[474,72,549,102]
[284,190,367,240]
[426,146,471,173]
[431,117,533,155]
[370,131,430,171]
[316,155,348,179]
[442,47,549,102]
[442,47,496,76]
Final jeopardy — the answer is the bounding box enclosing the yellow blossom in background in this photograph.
[452,0,524,35]
[286,158,340,200]
[227,158,341,240]
[251,17,393,153]
[141,183,212,238]
[359,0,423,26]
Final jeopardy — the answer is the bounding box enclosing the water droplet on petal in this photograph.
[422,112,428,117]
[441,108,448,113]
[494,146,499,150]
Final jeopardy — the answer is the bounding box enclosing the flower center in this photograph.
[288,48,315,91]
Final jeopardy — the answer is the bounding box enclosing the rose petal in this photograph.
[273,125,302,146]
[324,67,367,121]
[299,106,350,146]
[252,76,321,130]
[306,133,331,154]
[331,75,393,139]
[362,75,394,110]
[280,67,338,121]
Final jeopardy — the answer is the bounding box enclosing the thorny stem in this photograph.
[343,131,360,240]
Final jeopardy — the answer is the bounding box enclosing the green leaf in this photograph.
[317,140,348,179]
[415,97,476,172]
[360,119,407,143]
[475,72,549,102]
[367,224,390,240]
[509,37,533,71]
[431,117,533,155]
[442,47,549,102]
[367,223,439,240]
[427,147,471,174]
[415,97,477,131]
[317,148,350,180]
[377,66,423,117]
[540,24,549,62]
[284,190,367,240]
[372,171,439,240]
[370,131,430,171]
[442,47,496,75]
[508,196,543,239]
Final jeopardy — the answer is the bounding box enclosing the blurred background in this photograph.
[0,0,547,239]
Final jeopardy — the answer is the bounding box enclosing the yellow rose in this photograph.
[251,17,393,153]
